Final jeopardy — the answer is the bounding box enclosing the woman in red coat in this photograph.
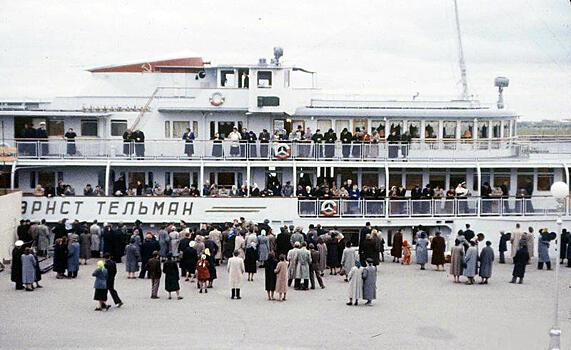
[196,254,210,293]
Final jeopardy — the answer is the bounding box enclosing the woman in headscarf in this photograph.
[274,254,288,301]
[125,237,141,279]
[449,239,464,283]
[92,260,109,311]
[180,240,198,282]
[340,241,356,282]
[196,254,210,293]
[347,260,363,306]
[415,232,429,270]
[257,230,270,268]
[265,251,278,300]
[163,253,183,300]
[205,248,217,288]
[53,238,68,279]
[244,242,259,281]
[21,248,37,291]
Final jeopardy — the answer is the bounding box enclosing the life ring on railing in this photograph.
[209,92,225,106]
[321,200,338,216]
[274,143,291,159]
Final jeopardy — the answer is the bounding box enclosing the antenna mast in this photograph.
[453,0,469,100]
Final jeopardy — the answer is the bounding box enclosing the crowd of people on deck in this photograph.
[31,176,536,210]
[11,217,571,309]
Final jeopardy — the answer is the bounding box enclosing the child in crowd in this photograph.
[402,241,411,265]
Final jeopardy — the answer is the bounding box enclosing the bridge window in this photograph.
[81,119,98,137]
[443,121,456,139]
[173,172,191,188]
[47,118,64,137]
[220,70,236,87]
[111,120,127,137]
[492,121,501,138]
[407,120,421,138]
[478,121,489,138]
[257,71,272,88]
[173,121,190,138]
[460,121,473,139]
[425,121,437,139]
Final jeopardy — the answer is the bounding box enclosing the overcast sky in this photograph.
[1,0,570,120]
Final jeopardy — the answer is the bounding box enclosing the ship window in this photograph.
[128,172,145,188]
[257,71,272,88]
[478,121,489,138]
[503,120,511,138]
[193,121,199,138]
[220,70,235,87]
[371,120,385,138]
[38,171,55,188]
[173,121,190,138]
[173,172,190,188]
[406,173,423,189]
[388,120,403,136]
[238,69,249,88]
[217,172,235,187]
[407,120,421,138]
[443,121,456,139]
[450,171,466,190]
[111,120,127,137]
[474,172,491,191]
[317,120,332,132]
[362,173,379,187]
[164,121,171,138]
[335,120,350,136]
[47,118,64,137]
[353,119,367,134]
[429,174,445,189]
[516,174,533,193]
[389,173,402,189]
[81,119,98,137]
[492,121,501,138]
[537,169,554,191]
[425,121,437,139]
[460,121,473,139]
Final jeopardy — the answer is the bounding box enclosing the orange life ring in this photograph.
[321,200,338,216]
[210,92,225,106]
[274,143,291,159]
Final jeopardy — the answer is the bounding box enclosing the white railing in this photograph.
[7,139,533,161]
[297,197,570,218]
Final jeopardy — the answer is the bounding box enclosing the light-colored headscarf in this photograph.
[97,260,104,269]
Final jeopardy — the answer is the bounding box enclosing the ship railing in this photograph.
[3,139,547,161]
[296,197,569,218]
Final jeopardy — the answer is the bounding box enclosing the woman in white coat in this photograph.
[227,250,245,300]
[346,260,364,306]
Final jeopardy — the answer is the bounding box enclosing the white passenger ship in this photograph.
[1,48,569,250]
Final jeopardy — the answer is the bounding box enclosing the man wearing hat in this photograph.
[104,253,123,307]
[11,240,25,290]
[36,122,48,156]
[362,258,377,305]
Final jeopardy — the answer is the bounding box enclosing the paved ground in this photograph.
[0,255,570,350]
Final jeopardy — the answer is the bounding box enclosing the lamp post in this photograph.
[548,181,567,350]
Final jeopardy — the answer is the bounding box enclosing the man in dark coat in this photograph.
[111,227,124,263]
[391,230,403,263]
[358,222,372,264]
[464,224,475,242]
[11,241,25,290]
[308,244,324,289]
[430,231,446,270]
[499,231,510,264]
[146,251,162,299]
[560,229,570,265]
[139,235,160,279]
[104,253,123,307]
[276,230,292,258]
[53,219,71,240]
[511,242,530,284]
[362,235,379,266]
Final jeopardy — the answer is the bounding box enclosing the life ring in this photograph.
[210,92,225,106]
[274,143,290,159]
[321,200,338,216]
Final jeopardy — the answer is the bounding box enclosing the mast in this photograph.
[453,0,469,100]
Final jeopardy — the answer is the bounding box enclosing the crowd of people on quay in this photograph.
[10,217,571,309]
